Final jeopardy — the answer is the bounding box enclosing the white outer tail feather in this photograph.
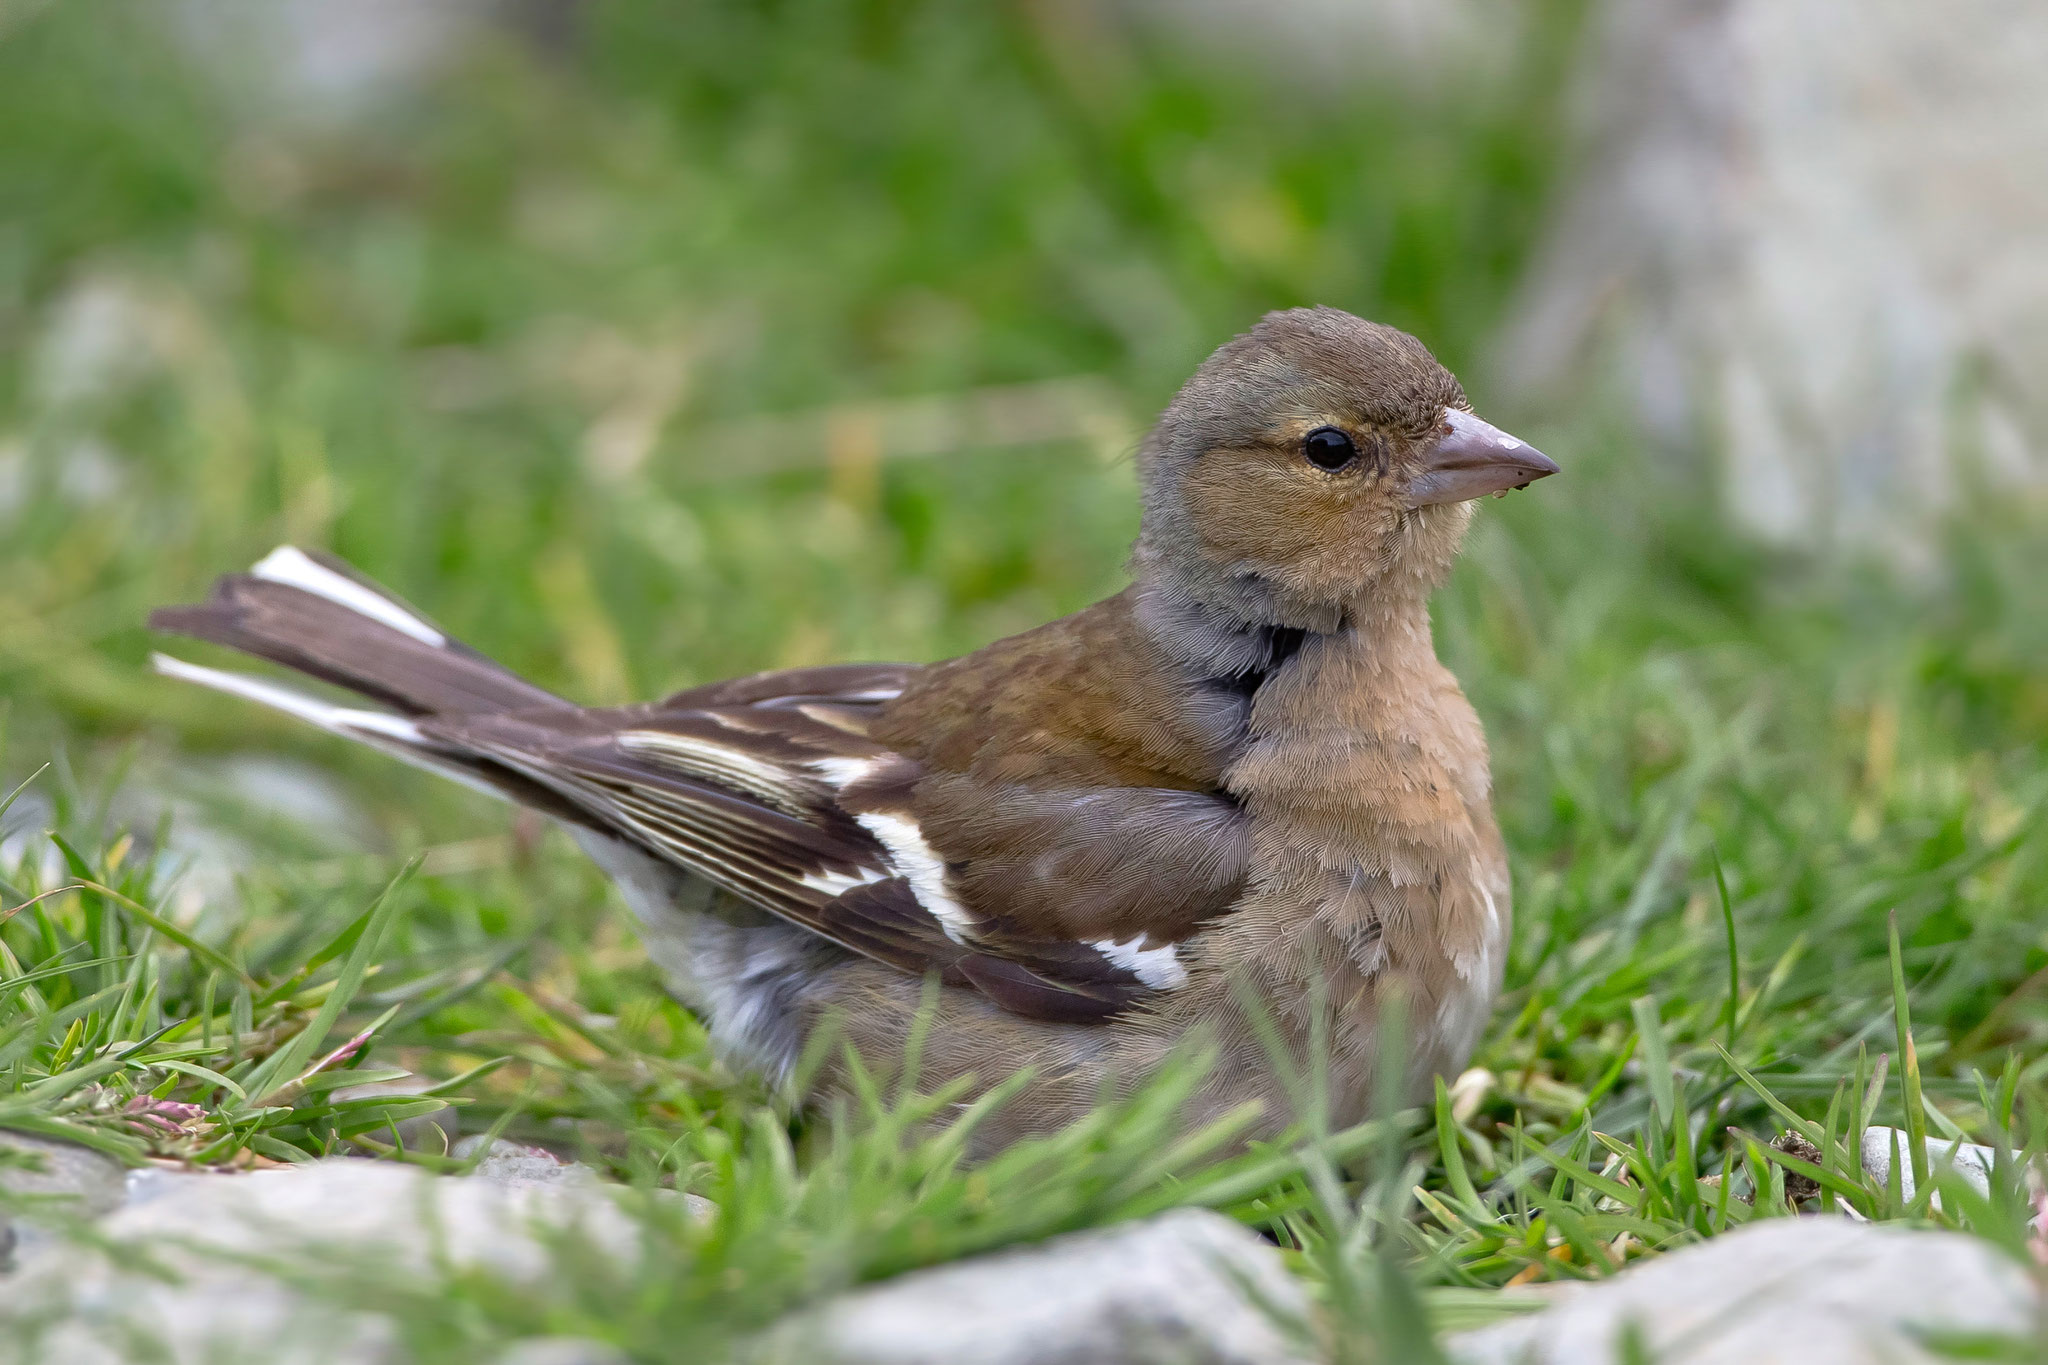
[250,546,446,647]
[150,652,419,741]
[149,652,507,802]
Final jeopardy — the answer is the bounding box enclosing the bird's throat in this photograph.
[1131,555,1435,693]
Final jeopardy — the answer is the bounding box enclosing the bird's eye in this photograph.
[1302,426,1357,471]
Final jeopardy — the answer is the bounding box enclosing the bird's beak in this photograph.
[1405,409,1559,508]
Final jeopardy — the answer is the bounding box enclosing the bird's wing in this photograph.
[897,773,1249,962]
[416,687,1163,1022]
[149,552,1223,1022]
[852,591,1257,965]
[656,663,921,711]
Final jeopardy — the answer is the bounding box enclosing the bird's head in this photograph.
[1134,307,1556,632]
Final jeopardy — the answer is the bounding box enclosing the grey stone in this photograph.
[1496,0,2048,555]
[0,1132,128,1217]
[121,1163,234,1209]
[0,1131,129,1271]
[0,1157,651,1365]
[457,1135,599,1188]
[1447,1216,2038,1365]
[457,1136,714,1221]
[1856,1125,1997,1203]
[762,1208,1317,1365]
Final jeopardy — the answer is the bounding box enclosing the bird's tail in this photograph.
[153,547,622,825]
[149,547,578,795]
[150,546,567,718]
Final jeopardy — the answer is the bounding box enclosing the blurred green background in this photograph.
[1,0,1584,718]
[5,0,2048,1253]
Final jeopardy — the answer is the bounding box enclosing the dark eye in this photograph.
[1302,426,1357,471]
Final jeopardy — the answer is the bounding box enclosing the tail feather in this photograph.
[244,546,449,647]
[149,546,567,717]
[148,651,506,802]
[147,651,602,830]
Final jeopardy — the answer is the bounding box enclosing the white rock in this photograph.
[457,1135,599,1188]
[0,1132,129,1271]
[453,1137,714,1220]
[120,1163,248,1210]
[1447,1217,2036,1365]
[0,1158,650,1365]
[763,1208,1317,1365]
[1857,1125,1998,1203]
[1497,0,2048,554]
[0,1132,129,1217]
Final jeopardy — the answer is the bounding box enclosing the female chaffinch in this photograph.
[152,307,1557,1145]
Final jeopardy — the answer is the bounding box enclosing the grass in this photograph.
[5,1,2048,1359]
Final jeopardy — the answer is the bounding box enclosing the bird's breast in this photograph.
[1204,627,1507,1047]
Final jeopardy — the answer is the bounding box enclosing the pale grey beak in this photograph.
[1405,408,1558,508]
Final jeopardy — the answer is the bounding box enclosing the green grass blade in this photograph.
[1711,847,1740,1055]
[1888,912,1931,1193]
[1713,1043,1823,1146]
[1434,1075,1486,1215]
[65,877,250,986]
[0,765,48,826]
[242,857,418,1108]
[1630,996,1675,1127]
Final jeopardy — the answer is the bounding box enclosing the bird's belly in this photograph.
[1196,802,1506,1104]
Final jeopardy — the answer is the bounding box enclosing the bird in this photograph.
[150,306,1557,1147]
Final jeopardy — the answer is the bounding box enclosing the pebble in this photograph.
[1447,1216,2037,1365]
[0,1158,652,1364]
[763,1208,1318,1365]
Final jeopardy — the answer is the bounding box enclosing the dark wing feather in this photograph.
[657,664,916,711]
[910,774,1250,946]
[419,698,1159,1022]
[954,955,1148,1023]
